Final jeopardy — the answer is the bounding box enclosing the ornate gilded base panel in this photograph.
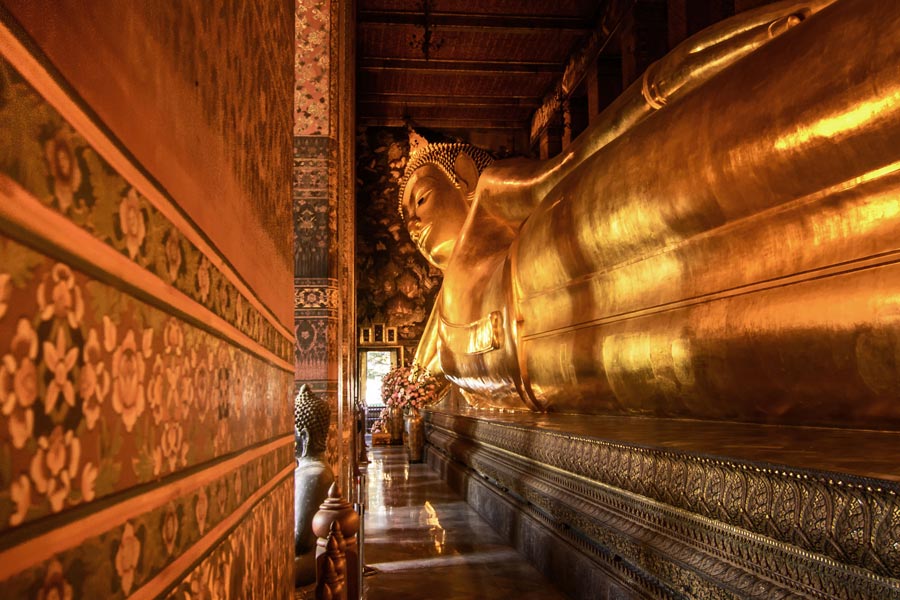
[425,411,900,600]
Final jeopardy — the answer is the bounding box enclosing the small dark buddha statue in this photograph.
[293,384,334,586]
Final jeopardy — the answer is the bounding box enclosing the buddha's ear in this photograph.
[453,152,479,197]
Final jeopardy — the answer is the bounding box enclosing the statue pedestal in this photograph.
[370,432,391,446]
[424,401,900,599]
[404,408,424,463]
[388,405,404,445]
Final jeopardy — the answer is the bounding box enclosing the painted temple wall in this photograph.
[0,2,294,598]
[294,0,356,488]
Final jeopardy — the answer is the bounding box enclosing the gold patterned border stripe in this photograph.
[132,461,294,599]
[0,20,293,350]
[0,434,293,581]
[0,176,292,372]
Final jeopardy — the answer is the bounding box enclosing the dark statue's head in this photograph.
[293,384,330,460]
[398,143,494,270]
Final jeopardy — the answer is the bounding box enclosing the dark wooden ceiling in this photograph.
[357,0,607,133]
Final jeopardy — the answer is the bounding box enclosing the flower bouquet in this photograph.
[381,363,443,412]
[373,363,445,440]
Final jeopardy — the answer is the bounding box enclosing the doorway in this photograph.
[358,347,401,429]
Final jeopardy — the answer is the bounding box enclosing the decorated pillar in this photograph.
[294,0,356,490]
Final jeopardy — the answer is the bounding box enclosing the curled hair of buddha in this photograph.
[294,383,330,455]
[398,143,495,218]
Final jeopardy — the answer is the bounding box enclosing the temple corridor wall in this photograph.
[294,0,357,489]
[0,3,294,597]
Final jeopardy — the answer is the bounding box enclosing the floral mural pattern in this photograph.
[0,446,292,598]
[0,57,292,364]
[295,0,331,136]
[0,235,293,535]
[356,128,443,361]
[150,1,294,253]
[0,10,294,598]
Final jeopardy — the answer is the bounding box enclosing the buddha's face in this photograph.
[402,164,470,269]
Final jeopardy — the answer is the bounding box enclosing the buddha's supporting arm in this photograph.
[413,291,443,377]
[475,0,836,225]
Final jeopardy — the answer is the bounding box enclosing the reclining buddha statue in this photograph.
[400,0,900,430]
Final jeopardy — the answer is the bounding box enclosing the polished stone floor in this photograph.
[362,446,567,600]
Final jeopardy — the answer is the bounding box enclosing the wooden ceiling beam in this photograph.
[360,57,563,74]
[358,95,542,108]
[358,10,591,33]
[358,116,528,130]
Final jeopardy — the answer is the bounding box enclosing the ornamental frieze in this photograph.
[426,412,900,588]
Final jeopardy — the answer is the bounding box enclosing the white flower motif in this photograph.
[102,315,117,353]
[152,445,164,477]
[164,229,183,283]
[45,129,82,214]
[0,273,10,320]
[79,329,109,431]
[195,487,209,534]
[215,347,233,420]
[1,319,39,448]
[175,367,194,421]
[115,522,141,595]
[163,318,184,356]
[30,426,80,513]
[10,474,31,526]
[148,355,165,425]
[111,330,146,432]
[142,328,153,359]
[234,294,244,329]
[81,461,97,503]
[36,264,84,328]
[162,503,179,556]
[37,558,73,600]
[197,257,211,302]
[216,478,227,516]
[160,422,188,473]
[192,348,213,421]
[43,328,79,414]
[119,188,147,260]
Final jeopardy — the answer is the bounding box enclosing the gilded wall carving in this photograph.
[427,413,900,598]
[356,127,443,360]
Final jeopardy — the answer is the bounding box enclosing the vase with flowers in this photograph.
[375,363,444,449]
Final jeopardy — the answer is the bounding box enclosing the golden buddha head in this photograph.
[398,143,494,269]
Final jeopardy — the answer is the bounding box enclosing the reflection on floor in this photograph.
[363,446,566,600]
